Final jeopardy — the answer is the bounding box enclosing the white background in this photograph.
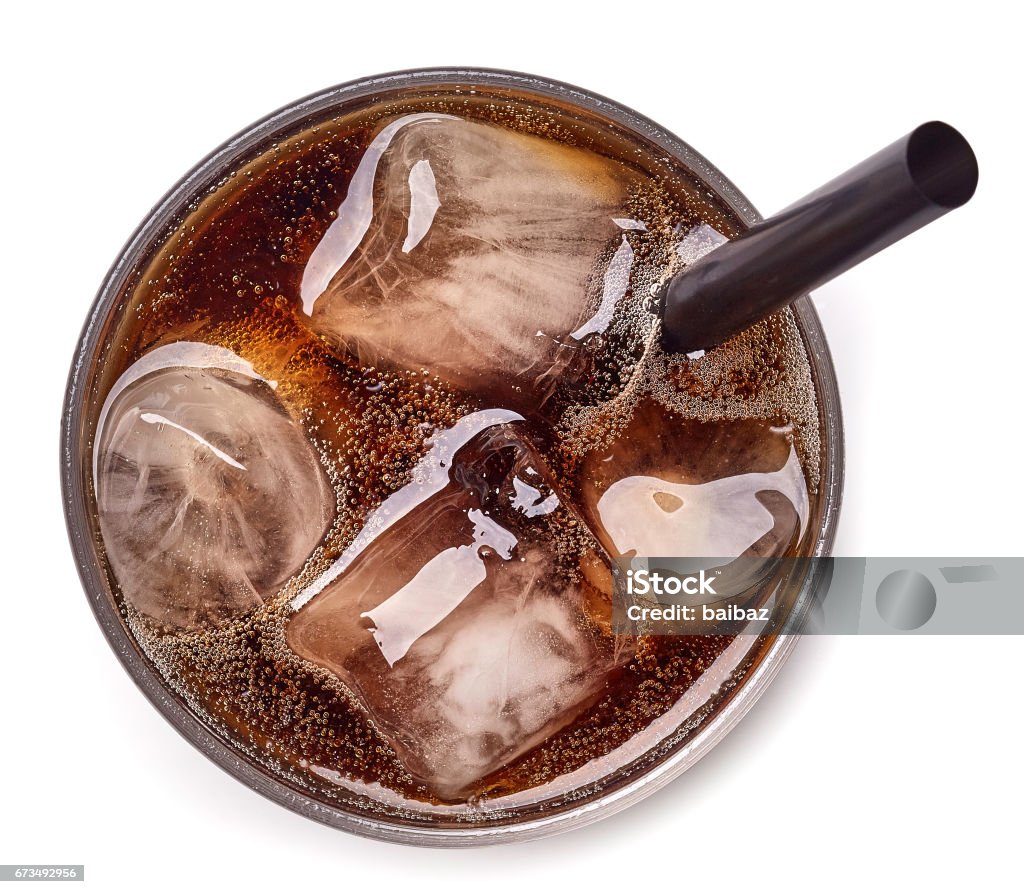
[2,1,1020,890]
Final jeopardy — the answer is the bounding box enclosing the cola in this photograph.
[86,84,825,812]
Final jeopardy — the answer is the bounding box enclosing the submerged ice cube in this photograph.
[286,411,621,797]
[300,114,632,410]
[95,343,335,631]
[578,399,809,560]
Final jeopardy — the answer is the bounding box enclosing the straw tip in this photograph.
[908,121,978,209]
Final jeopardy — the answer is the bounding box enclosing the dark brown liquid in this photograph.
[87,83,823,818]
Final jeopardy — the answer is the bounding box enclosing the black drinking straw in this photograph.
[660,121,978,355]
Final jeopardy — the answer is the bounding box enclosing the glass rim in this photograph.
[61,67,845,847]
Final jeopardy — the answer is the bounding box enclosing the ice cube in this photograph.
[286,412,620,797]
[300,114,632,410]
[577,399,809,560]
[95,342,335,631]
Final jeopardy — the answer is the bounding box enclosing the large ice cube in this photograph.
[577,399,809,560]
[286,411,621,797]
[95,343,335,631]
[300,114,632,410]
